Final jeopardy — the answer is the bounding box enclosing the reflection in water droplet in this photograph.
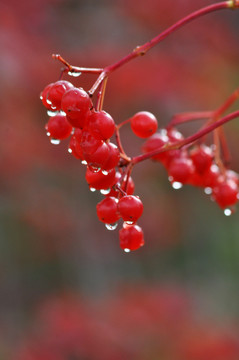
[46,99,52,105]
[90,187,96,192]
[47,110,58,117]
[46,132,51,137]
[60,111,66,116]
[40,95,43,100]
[224,208,232,216]
[102,170,108,175]
[81,160,87,165]
[100,189,111,195]
[204,187,212,195]
[68,148,72,153]
[88,166,101,173]
[105,223,118,230]
[172,181,183,190]
[50,138,61,145]
[68,71,82,77]
[125,221,134,225]
[124,248,131,253]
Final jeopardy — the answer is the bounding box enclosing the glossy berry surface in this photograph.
[130,111,158,138]
[118,195,144,222]
[119,224,145,251]
[213,179,239,208]
[190,145,213,174]
[87,110,115,140]
[61,87,92,128]
[45,114,73,140]
[47,80,74,110]
[96,197,121,224]
[168,156,194,183]
[85,168,117,190]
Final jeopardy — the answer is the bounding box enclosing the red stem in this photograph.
[89,1,233,95]
[132,110,239,165]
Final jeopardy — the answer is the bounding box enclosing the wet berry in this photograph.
[118,195,144,223]
[87,110,115,140]
[119,224,144,251]
[47,80,74,110]
[212,179,239,208]
[130,111,158,138]
[45,114,73,140]
[96,197,121,224]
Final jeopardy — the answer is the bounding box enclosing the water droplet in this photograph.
[60,111,66,116]
[172,181,183,190]
[40,95,43,100]
[100,188,111,195]
[105,223,118,230]
[46,132,51,137]
[47,110,58,117]
[125,221,134,225]
[68,71,82,77]
[204,187,212,195]
[90,187,96,192]
[50,138,61,145]
[124,248,131,253]
[224,208,232,216]
[46,98,52,105]
[102,170,108,176]
[68,148,72,153]
[81,160,87,165]
[88,165,101,173]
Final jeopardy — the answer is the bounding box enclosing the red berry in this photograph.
[84,141,110,168]
[47,80,74,110]
[61,88,92,128]
[85,168,117,190]
[102,143,120,170]
[130,111,158,138]
[213,179,238,208]
[45,114,72,140]
[80,130,102,155]
[68,134,84,160]
[87,110,115,140]
[119,224,144,251]
[142,130,169,162]
[118,195,143,223]
[96,197,121,224]
[40,83,54,110]
[190,145,213,174]
[168,156,194,183]
[202,164,220,188]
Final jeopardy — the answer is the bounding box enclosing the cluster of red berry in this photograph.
[40,80,156,251]
[143,128,239,213]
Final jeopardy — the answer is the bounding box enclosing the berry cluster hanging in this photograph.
[40,1,239,251]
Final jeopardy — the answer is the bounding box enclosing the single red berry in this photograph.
[142,130,169,163]
[119,224,144,251]
[68,134,84,160]
[45,114,73,140]
[47,80,74,110]
[118,195,143,223]
[96,197,121,224]
[61,87,92,128]
[190,145,213,174]
[102,143,120,170]
[87,110,115,140]
[130,111,158,138]
[168,156,194,183]
[80,130,102,155]
[84,141,110,168]
[202,164,220,188]
[85,168,117,190]
[212,179,239,208]
[40,83,54,110]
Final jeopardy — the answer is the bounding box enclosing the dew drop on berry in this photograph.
[68,71,82,77]
[46,132,51,137]
[46,99,52,105]
[100,188,111,195]
[88,165,101,173]
[60,111,66,116]
[47,110,58,117]
[40,95,43,100]
[50,138,61,145]
[124,221,134,225]
[81,160,87,165]
[90,187,96,192]
[105,222,118,230]
[68,148,73,154]
[224,208,232,216]
[204,187,212,195]
[124,248,131,253]
[172,181,183,190]
[102,170,109,176]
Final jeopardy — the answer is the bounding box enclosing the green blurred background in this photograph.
[1,0,239,359]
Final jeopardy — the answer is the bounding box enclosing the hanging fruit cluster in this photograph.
[40,1,239,251]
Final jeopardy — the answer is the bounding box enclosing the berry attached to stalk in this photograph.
[45,114,73,140]
[130,111,158,138]
[119,224,145,251]
[118,195,144,223]
[96,197,121,224]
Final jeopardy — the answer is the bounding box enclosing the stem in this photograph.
[132,110,239,165]
[52,54,103,75]
[95,77,108,111]
[89,1,234,94]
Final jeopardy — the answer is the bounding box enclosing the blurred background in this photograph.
[1,0,239,359]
